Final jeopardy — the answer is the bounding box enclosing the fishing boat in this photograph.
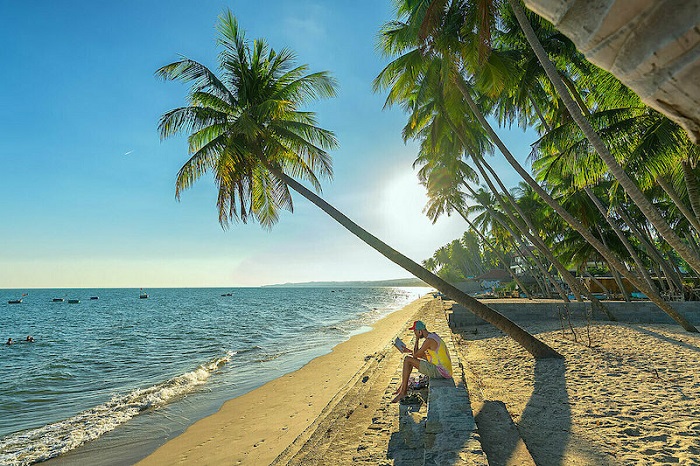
[221,292,233,297]
[139,291,148,299]
[68,299,80,304]
[52,298,64,302]
[8,293,26,304]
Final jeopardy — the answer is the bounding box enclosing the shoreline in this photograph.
[140,296,700,465]
[42,294,700,465]
[136,294,430,465]
[21,287,427,466]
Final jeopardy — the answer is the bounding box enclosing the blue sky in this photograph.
[0,1,536,288]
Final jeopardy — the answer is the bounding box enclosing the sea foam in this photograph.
[0,353,231,466]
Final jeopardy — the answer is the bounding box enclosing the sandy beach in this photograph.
[138,296,700,465]
[459,321,700,465]
[138,294,434,465]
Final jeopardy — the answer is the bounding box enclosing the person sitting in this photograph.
[392,320,453,403]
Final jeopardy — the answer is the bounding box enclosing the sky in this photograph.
[0,0,537,288]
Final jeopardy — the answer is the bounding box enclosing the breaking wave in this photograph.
[0,353,232,466]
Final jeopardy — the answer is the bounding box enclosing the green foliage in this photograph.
[157,10,337,229]
[378,1,700,300]
[426,230,509,282]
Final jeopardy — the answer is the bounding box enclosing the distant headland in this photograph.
[262,278,429,288]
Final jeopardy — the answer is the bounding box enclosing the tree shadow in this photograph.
[632,326,700,353]
[387,402,425,465]
[456,325,572,464]
[475,400,534,466]
[516,357,571,465]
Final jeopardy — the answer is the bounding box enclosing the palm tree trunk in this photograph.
[475,158,615,319]
[529,95,550,131]
[656,176,700,234]
[591,223,631,303]
[608,260,631,302]
[464,183,561,299]
[453,73,697,332]
[440,105,569,300]
[682,161,700,221]
[585,187,659,294]
[615,204,684,293]
[269,168,563,358]
[508,0,700,277]
[470,158,572,301]
[473,159,575,297]
[583,271,614,299]
[686,233,700,257]
[534,271,549,296]
[451,202,534,299]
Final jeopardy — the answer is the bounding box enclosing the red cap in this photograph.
[408,320,426,331]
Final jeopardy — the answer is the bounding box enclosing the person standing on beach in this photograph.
[392,320,452,403]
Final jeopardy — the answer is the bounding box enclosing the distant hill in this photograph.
[263,278,430,288]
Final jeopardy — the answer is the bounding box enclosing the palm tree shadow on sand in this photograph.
[633,327,700,353]
[384,337,572,465]
[460,328,573,465]
[467,353,571,465]
[516,357,571,465]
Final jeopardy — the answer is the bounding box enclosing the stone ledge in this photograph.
[422,300,488,465]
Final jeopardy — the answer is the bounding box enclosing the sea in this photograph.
[0,287,430,466]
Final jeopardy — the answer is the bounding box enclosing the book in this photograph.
[394,337,408,353]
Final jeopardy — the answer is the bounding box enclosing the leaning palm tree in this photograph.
[505,0,700,275]
[377,0,697,331]
[156,11,561,358]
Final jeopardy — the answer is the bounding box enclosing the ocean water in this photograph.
[0,287,429,465]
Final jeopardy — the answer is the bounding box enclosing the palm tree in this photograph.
[376,0,697,331]
[532,102,697,297]
[506,0,700,276]
[157,11,561,358]
[419,160,535,298]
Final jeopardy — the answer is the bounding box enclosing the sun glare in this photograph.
[377,171,465,253]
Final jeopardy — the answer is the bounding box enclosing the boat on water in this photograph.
[139,293,148,299]
[8,299,22,304]
[221,292,233,297]
[68,299,80,304]
[52,298,64,302]
[90,296,99,300]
